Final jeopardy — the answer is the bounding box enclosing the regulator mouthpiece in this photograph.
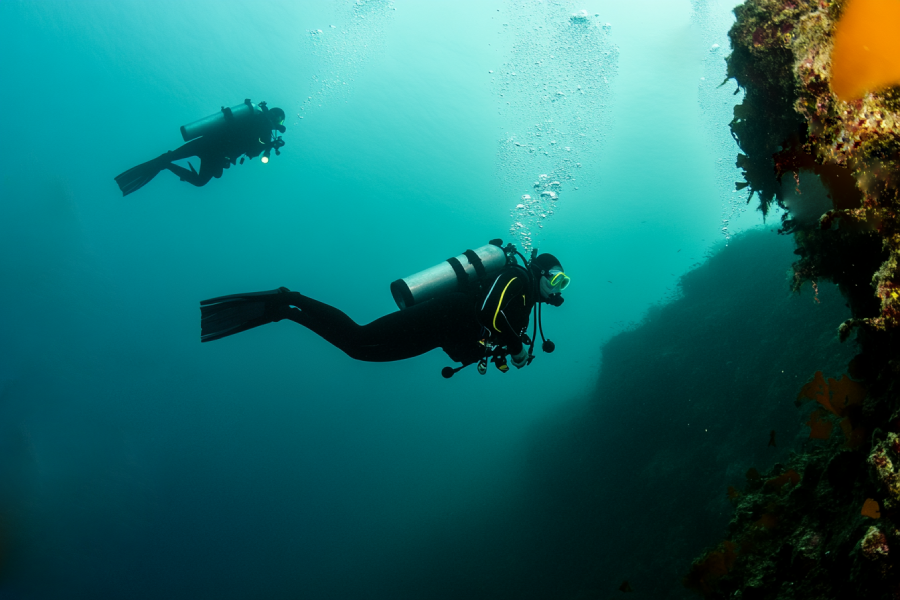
[546,295,565,307]
[542,340,556,353]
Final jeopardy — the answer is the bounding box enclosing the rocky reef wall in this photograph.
[386,230,853,599]
[686,0,900,597]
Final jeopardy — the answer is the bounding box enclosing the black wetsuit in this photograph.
[165,111,276,187]
[280,266,537,364]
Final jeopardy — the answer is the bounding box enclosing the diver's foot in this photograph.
[270,287,300,321]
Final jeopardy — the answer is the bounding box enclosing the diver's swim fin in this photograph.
[114,155,169,197]
[200,287,293,343]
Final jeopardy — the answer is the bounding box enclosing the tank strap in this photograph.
[463,249,488,284]
[446,256,469,291]
[448,249,492,294]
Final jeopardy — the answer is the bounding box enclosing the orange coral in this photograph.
[765,469,801,492]
[684,541,737,595]
[755,513,778,530]
[797,372,866,446]
[830,0,900,101]
[807,408,834,440]
[796,372,865,417]
[797,371,829,407]
[828,374,867,415]
[862,498,882,519]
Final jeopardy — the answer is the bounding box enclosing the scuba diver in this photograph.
[198,240,570,377]
[114,99,286,197]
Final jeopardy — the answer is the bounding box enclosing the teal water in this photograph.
[0,1,799,598]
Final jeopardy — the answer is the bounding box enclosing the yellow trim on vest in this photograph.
[493,277,518,332]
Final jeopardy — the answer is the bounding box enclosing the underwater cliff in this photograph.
[685,0,900,597]
[375,229,853,599]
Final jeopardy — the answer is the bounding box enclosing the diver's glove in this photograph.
[510,345,529,369]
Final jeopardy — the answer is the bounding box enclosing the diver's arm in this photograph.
[478,272,527,354]
[248,121,272,157]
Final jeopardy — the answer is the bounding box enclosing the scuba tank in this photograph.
[390,241,509,310]
[180,99,261,142]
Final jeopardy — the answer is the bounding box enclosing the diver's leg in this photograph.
[281,292,454,362]
[162,140,221,187]
[166,162,215,187]
[114,139,213,196]
[164,138,207,162]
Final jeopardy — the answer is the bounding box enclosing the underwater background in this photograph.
[0,1,856,598]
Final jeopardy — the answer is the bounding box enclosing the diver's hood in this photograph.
[530,253,563,277]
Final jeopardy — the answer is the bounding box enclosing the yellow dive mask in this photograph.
[548,268,571,291]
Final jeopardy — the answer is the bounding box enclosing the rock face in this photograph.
[686,0,900,597]
[384,229,854,600]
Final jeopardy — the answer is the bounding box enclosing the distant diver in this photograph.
[114,99,286,196]
[199,240,570,377]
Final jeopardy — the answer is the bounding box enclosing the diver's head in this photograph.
[267,107,286,133]
[530,253,569,304]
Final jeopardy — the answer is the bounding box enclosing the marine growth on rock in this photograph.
[685,0,900,597]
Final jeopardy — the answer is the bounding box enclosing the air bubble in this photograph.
[495,1,618,251]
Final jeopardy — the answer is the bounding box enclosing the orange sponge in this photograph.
[830,0,900,101]
[796,372,865,418]
[806,409,834,440]
[862,498,882,519]
[765,469,801,492]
